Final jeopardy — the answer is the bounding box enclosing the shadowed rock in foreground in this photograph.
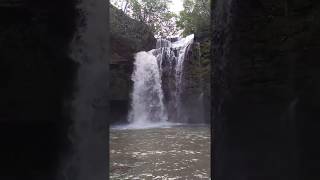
[212,0,320,179]
[1,1,77,179]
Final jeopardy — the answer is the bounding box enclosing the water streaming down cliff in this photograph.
[127,34,203,127]
[128,51,168,125]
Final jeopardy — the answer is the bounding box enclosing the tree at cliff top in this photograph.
[176,0,211,71]
[110,0,179,38]
[177,0,210,37]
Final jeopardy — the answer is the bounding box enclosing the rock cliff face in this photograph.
[183,36,211,123]
[155,37,209,123]
[212,0,320,179]
[110,5,156,124]
[179,40,210,123]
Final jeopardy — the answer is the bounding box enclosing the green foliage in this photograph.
[111,0,211,38]
[177,0,211,37]
[111,0,179,38]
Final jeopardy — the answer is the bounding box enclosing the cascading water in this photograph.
[172,34,195,121]
[128,51,168,124]
[128,34,200,127]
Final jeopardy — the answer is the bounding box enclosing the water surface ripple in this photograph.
[110,126,210,179]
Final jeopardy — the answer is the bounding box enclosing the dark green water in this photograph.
[110,125,210,179]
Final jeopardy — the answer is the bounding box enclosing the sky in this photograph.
[169,0,184,15]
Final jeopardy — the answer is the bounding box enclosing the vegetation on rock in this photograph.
[177,0,210,37]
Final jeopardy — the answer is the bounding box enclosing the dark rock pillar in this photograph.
[212,0,320,179]
[1,0,77,179]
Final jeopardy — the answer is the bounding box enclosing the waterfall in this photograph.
[172,34,194,121]
[128,34,198,126]
[128,51,168,124]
